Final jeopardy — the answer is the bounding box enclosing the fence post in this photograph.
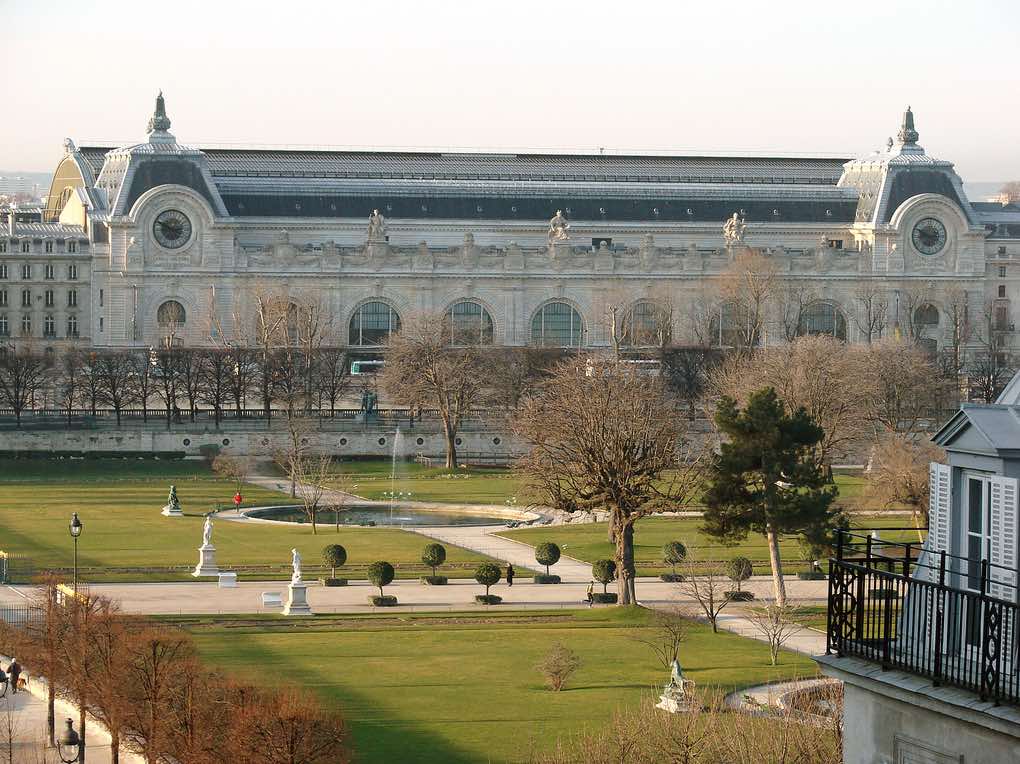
[933,550,946,686]
[980,558,989,701]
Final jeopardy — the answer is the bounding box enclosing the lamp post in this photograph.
[69,512,82,595]
[57,717,84,763]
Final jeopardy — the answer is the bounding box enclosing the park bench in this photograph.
[218,572,237,588]
[261,591,283,608]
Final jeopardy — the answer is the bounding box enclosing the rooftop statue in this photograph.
[722,213,747,246]
[548,210,570,242]
[367,209,387,241]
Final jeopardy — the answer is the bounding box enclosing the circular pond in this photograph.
[245,504,507,527]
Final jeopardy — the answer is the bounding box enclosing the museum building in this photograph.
[13,93,1019,355]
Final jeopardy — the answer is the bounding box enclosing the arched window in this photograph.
[797,302,847,341]
[531,302,584,347]
[349,301,401,346]
[621,301,670,347]
[915,304,940,327]
[157,300,186,326]
[449,301,494,345]
[708,302,749,347]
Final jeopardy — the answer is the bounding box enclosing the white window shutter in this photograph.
[988,476,1018,602]
[928,463,952,582]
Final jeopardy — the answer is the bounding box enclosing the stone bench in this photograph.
[261,591,283,608]
[218,572,237,588]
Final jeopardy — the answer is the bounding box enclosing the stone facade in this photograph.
[36,96,1020,358]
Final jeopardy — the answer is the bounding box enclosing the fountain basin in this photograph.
[241,503,539,528]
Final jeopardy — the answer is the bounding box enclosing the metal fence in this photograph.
[827,529,1020,705]
[0,604,39,627]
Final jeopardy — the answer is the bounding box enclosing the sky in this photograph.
[2,0,1018,181]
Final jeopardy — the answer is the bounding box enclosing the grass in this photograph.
[0,459,495,582]
[185,607,817,763]
[499,515,921,577]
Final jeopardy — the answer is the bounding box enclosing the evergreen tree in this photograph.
[702,387,838,606]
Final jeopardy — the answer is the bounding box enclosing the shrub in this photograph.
[537,642,581,691]
[726,557,753,591]
[591,592,618,604]
[475,594,502,605]
[725,590,754,602]
[421,543,447,577]
[420,575,448,585]
[592,559,617,594]
[535,542,561,575]
[474,562,502,597]
[368,595,398,607]
[662,541,687,575]
[367,561,395,598]
[322,544,348,579]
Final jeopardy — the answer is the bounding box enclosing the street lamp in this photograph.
[69,513,82,594]
[57,717,84,763]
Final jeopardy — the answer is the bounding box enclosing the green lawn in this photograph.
[499,515,921,576]
[186,607,817,764]
[0,459,494,582]
[327,460,523,505]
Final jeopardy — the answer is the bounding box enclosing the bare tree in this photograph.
[514,358,702,605]
[897,283,935,345]
[536,643,582,692]
[746,601,802,665]
[56,348,85,426]
[677,555,734,633]
[226,345,257,418]
[776,280,818,342]
[176,349,206,421]
[199,349,233,428]
[316,347,350,417]
[0,346,46,427]
[80,351,103,416]
[380,311,491,468]
[852,283,890,344]
[864,337,942,436]
[252,286,292,420]
[96,351,136,426]
[717,248,779,349]
[863,433,945,540]
[87,602,134,764]
[632,607,687,671]
[709,336,876,465]
[212,454,253,494]
[488,347,563,412]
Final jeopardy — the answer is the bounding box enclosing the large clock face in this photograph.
[911,217,947,256]
[153,209,192,249]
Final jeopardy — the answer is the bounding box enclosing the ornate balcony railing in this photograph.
[827,529,1020,706]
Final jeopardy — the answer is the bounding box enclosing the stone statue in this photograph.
[291,548,302,584]
[367,209,387,241]
[722,213,747,246]
[656,656,695,713]
[667,658,685,690]
[548,210,570,242]
[202,515,213,547]
[167,485,180,511]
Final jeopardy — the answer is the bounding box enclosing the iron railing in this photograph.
[827,529,1020,706]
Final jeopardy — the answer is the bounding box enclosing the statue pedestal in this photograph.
[655,682,697,714]
[161,503,183,517]
[283,582,312,616]
[192,544,220,577]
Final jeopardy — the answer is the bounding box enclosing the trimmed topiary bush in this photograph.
[727,557,753,591]
[725,590,754,602]
[421,543,448,585]
[367,560,395,604]
[321,543,348,586]
[591,592,618,604]
[592,559,617,594]
[661,540,687,582]
[474,562,502,604]
[368,595,398,606]
[535,542,561,576]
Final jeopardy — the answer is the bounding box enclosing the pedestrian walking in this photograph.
[7,658,22,694]
[506,563,515,587]
[0,664,7,697]
[586,581,594,607]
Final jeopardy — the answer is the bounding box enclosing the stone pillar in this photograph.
[283,582,312,616]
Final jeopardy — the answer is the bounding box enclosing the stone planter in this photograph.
[534,574,561,584]
[797,571,826,581]
[320,578,348,587]
[725,590,755,601]
[420,576,449,585]
[475,594,503,605]
[660,573,684,583]
[368,595,398,606]
[591,592,618,604]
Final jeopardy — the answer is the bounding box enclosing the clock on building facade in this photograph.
[153,209,192,249]
[911,217,947,256]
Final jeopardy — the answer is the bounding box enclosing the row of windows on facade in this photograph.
[154,298,859,348]
[0,314,78,338]
[0,263,78,280]
[0,289,78,308]
[0,240,79,254]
